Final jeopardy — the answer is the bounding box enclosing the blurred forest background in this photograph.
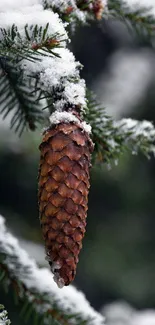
[1,16,155,323]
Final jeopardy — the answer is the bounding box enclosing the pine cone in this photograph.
[38,116,93,288]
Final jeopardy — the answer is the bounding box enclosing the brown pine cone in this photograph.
[38,115,93,288]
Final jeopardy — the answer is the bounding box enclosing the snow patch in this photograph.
[0,5,68,44]
[0,0,87,113]
[0,309,10,325]
[49,111,91,134]
[126,0,155,17]
[81,121,92,134]
[0,0,41,12]
[103,301,155,325]
[22,48,80,88]
[115,118,155,139]
[49,111,79,124]
[21,47,87,109]
[64,79,86,108]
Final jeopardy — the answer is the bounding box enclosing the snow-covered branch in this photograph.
[112,118,155,158]
[44,0,107,23]
[0,215,104,325]
[21,47,87,111]
[105,117,155,162]
[0,5,67,43]
[1,0,155,155]
[0,0,89,123]
[86,97,155,162]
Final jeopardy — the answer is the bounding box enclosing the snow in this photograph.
[0,215,104,325]
[0,4,68,44]
[22,48,80,88]
[63,79,86,108]
[0,308,10,325]
[0,0,108,23]
[0,0,41,12]
[107,138,117,149]
[108,118,155,157]
[19,239,45,265]
[0,0,87,111]
[53,99,68,111]
[132,311,155,325]
[102,301,134,324]
[21,48,87,109]
[126,0,155,16]
[102,301,155,325]
[114,118,155,139]
[93,110,155,160]
[49,111,92,133]
[49,111,79,124]
[81,120,92,134]
[0,0,106,123]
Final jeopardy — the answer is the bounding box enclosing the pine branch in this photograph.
[0,59,45,135]
[43,0,106,24]
[1,0,155,139]
[43,0,155,41]
[0,305,11,325]
[0,23,66,62]
[0,5,88,133]
[85,93,155,163]
[0,215,105,325]
[0,8,70,134]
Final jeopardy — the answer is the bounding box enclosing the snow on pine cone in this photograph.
[38,112,93,288]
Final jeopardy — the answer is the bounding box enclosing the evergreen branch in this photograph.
[0,5,87,131]
[0,24,65,63]
[0,7,69,134]
[0,305,11,325]
[0,215,105,325]
[0,59,45,135]
[43,0,106,24]
[108,0,155,41]
[43,0,155,39]
[2,0,155,139]
[85,93,155,163]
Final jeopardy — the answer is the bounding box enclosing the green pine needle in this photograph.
[0,59,45,135]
